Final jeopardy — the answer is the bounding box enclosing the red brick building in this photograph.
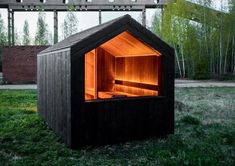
[2,46,48,84]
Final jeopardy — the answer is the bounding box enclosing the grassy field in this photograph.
[0,88,234,166]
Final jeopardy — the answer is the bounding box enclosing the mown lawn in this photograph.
[0,88,234,166]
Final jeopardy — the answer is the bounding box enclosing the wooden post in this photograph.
[161,7,164,37]
[54,10,58,44]
[94,48,98,99]
[157,55,162,96]
[11,11,14,45]
[142,7,146,27]
[7,8,12,46]
[99,10,102,25]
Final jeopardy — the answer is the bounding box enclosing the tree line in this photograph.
[0,11,79,46]
[0,10,78,71]
[152,0,235,79]
[1,0,234,79]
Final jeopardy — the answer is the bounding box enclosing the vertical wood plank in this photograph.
[38,50,72,146]
[94,48,98,99]
[66,51,71,143]
[157,56,162,96]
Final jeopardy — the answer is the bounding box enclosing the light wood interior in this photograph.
[100,31,161,57]
[85,49,96,100]
[85,31,162,101]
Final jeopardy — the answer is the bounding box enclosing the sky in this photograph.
[0,8,159,43]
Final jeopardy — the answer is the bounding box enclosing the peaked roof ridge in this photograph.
[126,16,174,54]
[40,14,132,54]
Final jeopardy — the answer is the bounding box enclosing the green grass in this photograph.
[0,88,235,166]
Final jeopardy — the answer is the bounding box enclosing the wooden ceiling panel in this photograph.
[100,31,161,57]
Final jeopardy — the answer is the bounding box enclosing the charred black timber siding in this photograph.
[37,14,174,148]
[37,50,71,146]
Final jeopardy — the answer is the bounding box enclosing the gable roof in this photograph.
[39,14,173,56]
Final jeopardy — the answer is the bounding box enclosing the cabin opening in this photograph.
[85,31,162,101]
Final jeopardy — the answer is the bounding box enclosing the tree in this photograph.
[35,12,50,45]
[230,0,235,74]
[0,13,7,46]
[14,28,21,45]
[22,20,30,45]
[0,12,7,72]
[151,10,162,37]
[62,11,78,39]
[152,0,235,79]
[162,0,191,78]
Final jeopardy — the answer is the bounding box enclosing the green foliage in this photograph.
[62,11,78,39]
[35,12,50,45]
[151,11,162,36]
[193,58,209,79]
[14,28,21,45]
[180,115,201,125]
[152,0,235,79]
[0,13,7,46]
[23,20,30,45]
[0,88,235,165]
[0,48,2,72]
[0,12,7,72]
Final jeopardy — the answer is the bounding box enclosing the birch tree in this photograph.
[0,13,7,72]
[152,0,235,79]
[23,20,30,45]
[35,12,50,45]
[0,13,7,46]
[62,11,79,39]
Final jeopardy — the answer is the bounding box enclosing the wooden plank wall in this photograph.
[85,49,95,100]
[85,47,115,100]
[115,56,158,84]
[80,96,168,147]
[115,56,158,96]
[97,47,115,92]
[37,50,71,146]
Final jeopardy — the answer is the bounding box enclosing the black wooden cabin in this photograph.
[37,15,174,148]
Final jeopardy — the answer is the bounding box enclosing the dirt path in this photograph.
[175,79,235,87]
[0,84,37,89]
[0,79,235,89]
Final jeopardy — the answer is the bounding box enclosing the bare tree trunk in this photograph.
[216,40,219,74]
[224,32,230,74]
[220,37,223,74]
[232,23,235,74]
[181,45,185,78]
[211,38,215,75]
[203,1,209,61]
[230,17,234,74]
[174,44,182,78]
[219,0,223,75]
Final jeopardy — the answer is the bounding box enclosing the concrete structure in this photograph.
[0,0,169,45]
